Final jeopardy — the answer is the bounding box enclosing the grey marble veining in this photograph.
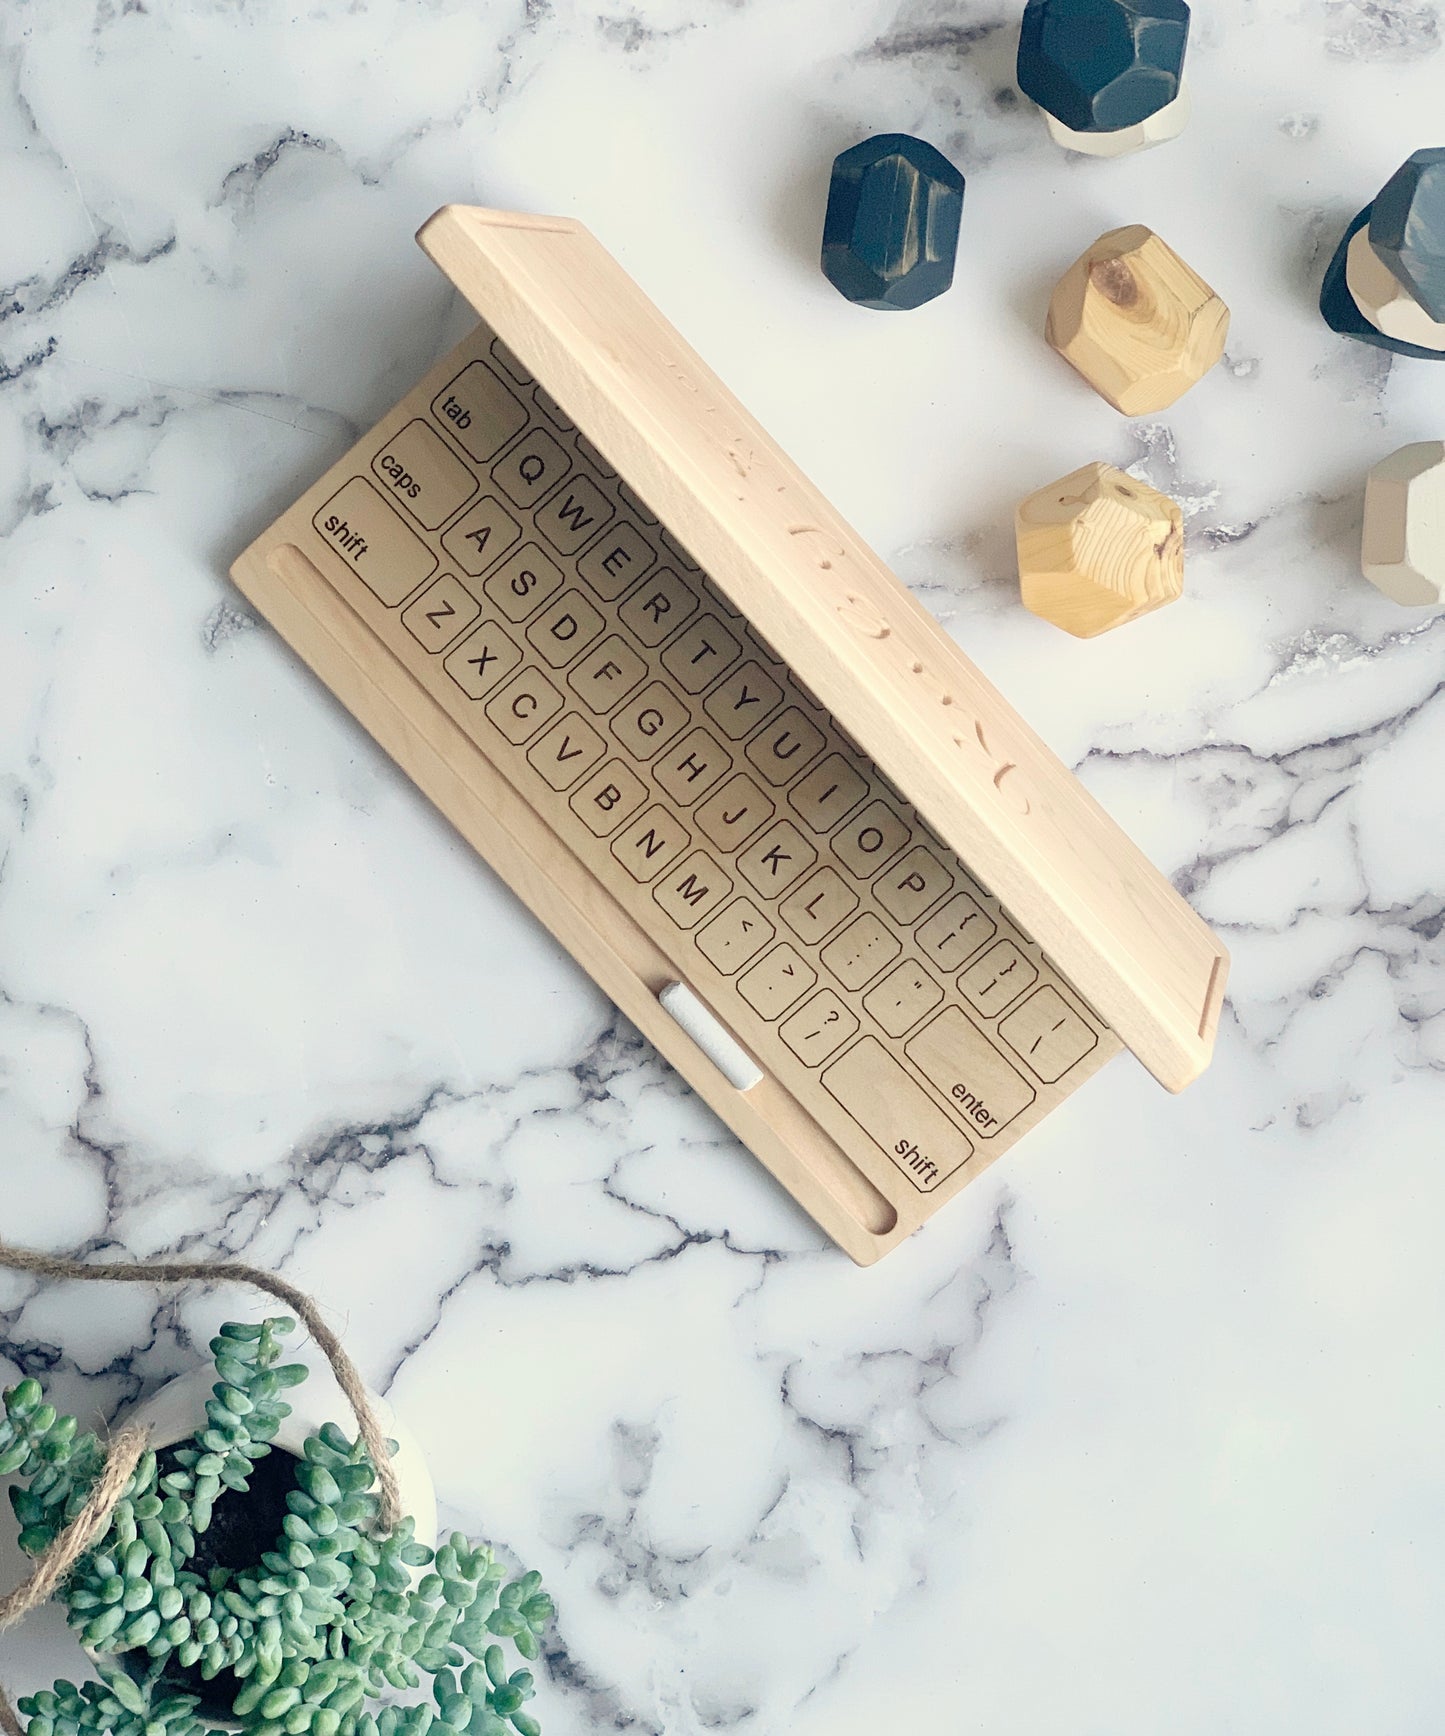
[2,2,1444,1732]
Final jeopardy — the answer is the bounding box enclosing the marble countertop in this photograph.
[2,2,1444,1731]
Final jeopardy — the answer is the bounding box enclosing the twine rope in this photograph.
[0,1244,404,1736]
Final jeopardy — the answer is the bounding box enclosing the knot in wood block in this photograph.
[1016,461,1184,637]
[1046,225,1229,415]
[1362,441,1445,607]
[1369,148,1445,324]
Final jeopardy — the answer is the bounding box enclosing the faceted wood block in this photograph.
[1319,205,1445,361]
[821,133,965,311]
[1016,461,1184,637]
[1044,81,1190,157]
[1017,0,1190,133]
[1046,225,1229,414]
[1369,148,1445,323]
[1346,227,1445,351]
[1361,441,1445,607]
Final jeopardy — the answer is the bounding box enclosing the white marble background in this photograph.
[2,0,1443,1730]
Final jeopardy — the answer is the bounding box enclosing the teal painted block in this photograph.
[1370,148,1445,323]
[821,133,965,311]
[1017,0,1189,133]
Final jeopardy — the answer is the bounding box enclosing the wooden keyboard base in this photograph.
[240,543,908,1263]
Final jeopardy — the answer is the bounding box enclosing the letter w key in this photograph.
[536,475,615,556]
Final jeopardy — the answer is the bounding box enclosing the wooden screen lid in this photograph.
[415,204,1229,1091]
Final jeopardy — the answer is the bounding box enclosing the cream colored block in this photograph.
[1017,461,1184,637]
[1043,82,1191,158]
[1046,225,1230,415]
[1361,441,1445,606]
[1345,228,1445,352]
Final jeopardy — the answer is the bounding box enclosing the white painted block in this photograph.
[1043,82,1190,158]
[1361,440,1445,606]
[1346,227,1445,351]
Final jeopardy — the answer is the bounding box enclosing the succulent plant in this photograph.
[1,1319,552,1736]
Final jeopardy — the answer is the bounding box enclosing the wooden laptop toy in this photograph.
[232,205,1228,1265]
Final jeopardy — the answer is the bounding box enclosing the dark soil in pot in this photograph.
[120,1445,300,1720]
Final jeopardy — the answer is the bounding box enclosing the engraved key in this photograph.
[484,665,564,744]
[779,866,858,945]
[610,806,690,883]
[653,851,733,929]
[998,987,1098,1082]
[433,360,528,461]
[535,474,614,556]
[443,619,522,699]
[492,426,571,509]
[527,589,606,668]
[780,990,859,1066]
[313,477,436,606]
[402,574,480,653]
[917,893,997,972]
[568,635,647,714]
[485,543,566,622]
[441,496,521,576]
[619,568,699,646]
[745,707,826,787]
[695,774,775,853]
[654,729,730,806]
[526,712,607,791]
[569,759,647,837]
[820,912,901,990]
[737,820,818,898]
[578,520,657,600]
[905,1007,1036,1136]
[788,754,868,832]
[704,660,784,739]
[862,960,943,1037]
[612,682,690,760]
[696,898,775,974]
[833,800,911,879]
[875,846,954,926]
[960,941,1039,1017]
[821,1037,973,1192]
[661,615,742,693]
[737,944,818,1020]
[373,419,476,530]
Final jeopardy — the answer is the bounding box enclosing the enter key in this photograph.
[905,1006,1036,1138]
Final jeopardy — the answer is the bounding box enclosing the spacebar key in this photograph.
[822,1037,973,1194]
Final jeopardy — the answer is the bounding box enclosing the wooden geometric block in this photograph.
[1016,461,1184,637]
[1361,441,1445,607]
[1369,147,1445,323]
[820,133,965,311]
[1046,225,1229,414]
[1043,81,1190,157]
[1017,0,1190,134]
[1345,226,1445,351]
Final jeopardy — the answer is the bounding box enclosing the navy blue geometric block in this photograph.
[1319,205,1445,361]
[1369,148,1445,323]
[821,133,965,311]
[1017,0,1190,134]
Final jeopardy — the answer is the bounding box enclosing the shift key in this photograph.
[313,476,437,606]
[822,1037,972,1194]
